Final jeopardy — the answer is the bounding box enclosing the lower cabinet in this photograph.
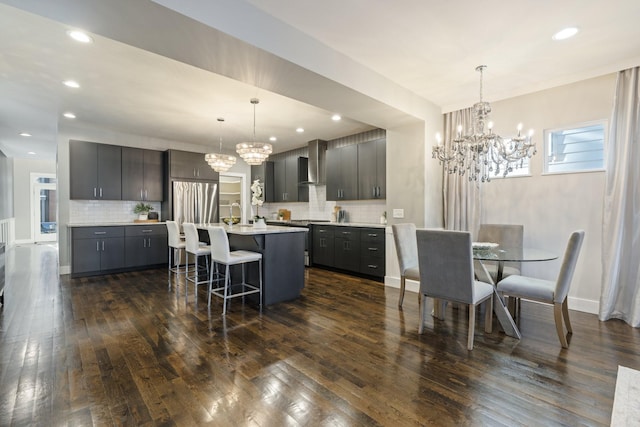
[311,225,385,279]
[124,225,168,268]
[72,224,168,277]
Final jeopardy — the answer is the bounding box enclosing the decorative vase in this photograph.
[138,213,148,220]
[253,218,267,229]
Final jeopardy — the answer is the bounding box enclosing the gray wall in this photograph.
[0,150,13,221]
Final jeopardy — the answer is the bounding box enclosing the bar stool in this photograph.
[166,220,186,276]
[182,223,211,296]
[207,226,262,315]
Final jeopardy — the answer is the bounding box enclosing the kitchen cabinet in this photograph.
[359,228,385,277]
[311,225,335,267]
[251,161,275,203]
[274,156,308,202]
[333,227,361,272]
[71,226,125,277]
[70,140,122,200]
[168,149,219,180]
[326,145,358,201]
[357,138,386,200]
[121,147,164,201]
[124,225,168,268]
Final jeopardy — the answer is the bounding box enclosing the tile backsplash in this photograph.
[70,200,162,223]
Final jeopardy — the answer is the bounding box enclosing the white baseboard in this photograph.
[59,265,71,275]
[385,276,600,315]
[14,238,33,245]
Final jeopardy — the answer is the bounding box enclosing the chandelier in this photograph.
[205,118,237,172]
[432,65,536,182]
[236,98,273,166]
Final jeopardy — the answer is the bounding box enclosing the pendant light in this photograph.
[236,98,273,166]
[205,117,236,172]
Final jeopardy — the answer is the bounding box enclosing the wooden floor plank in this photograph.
[1,243,639,426]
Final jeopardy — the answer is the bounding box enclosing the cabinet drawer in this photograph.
[335,227,358,240]
[125,225,167,237]
[360,228,385,244]
[361,256,384,277]
[73,226,125,239]
[362,242,384,259]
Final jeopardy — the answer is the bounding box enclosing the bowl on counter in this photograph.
[222,217,240,225]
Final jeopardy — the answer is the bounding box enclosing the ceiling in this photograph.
[1,0,640,161]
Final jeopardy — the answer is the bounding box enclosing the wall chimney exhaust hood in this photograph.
[303,139,327,185]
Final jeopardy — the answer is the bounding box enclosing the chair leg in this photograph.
[562,299,573,334]
[467,304,476,350]
[222,265,230,315]
[258,259,263,312]
[484,296,493,334]
[398,276,406,307]
[554,302,569,348]
[418,294,426,334]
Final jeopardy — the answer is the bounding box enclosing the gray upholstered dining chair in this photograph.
[477,223,524,282]
[392,223,420,307]
[496,230,585,348]
[416,229,494,350]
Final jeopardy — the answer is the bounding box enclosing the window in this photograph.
[544,121,606,174]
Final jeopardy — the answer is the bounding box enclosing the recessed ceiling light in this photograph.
[331,114,342,121]
[269,136,277,142]
[20,132,32,137]
[552,27,579,40]
[28,151,36,155]
[67,30,93,44]
[296,127,304,133]
[63,80,80,88]
[63,112,76,119]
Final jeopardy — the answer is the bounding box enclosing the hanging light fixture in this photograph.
[236,98,273,166]
[432,65,536,182]
[205,117,236,172]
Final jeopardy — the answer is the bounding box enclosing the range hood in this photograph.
[303,139,327,185]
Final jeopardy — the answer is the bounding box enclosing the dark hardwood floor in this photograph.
[1,244,638,426]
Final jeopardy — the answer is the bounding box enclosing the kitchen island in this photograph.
[196,223,306,306]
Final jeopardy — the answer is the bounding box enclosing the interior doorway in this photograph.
[219,173,246,223]
[32,174,57,243]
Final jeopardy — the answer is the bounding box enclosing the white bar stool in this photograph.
[182,223,211,296]
[166,220,187,277]
[206,226,262,315]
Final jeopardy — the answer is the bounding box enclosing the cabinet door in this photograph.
[147,235,168,265]
[170,150,218,180]
[251,162,275,202]
[326,145,358,201]
[97,144,122,200]
[124,236,147,268]
[273,159,287,202]
[121,147,145,201]
[333,227,360,272]
[100,237,125,270]
[70,140,99,200]
[358,139,386,200]
[311,226,334,266]
[289,157,308,202]
[143,150,164,201]
[72,238,101,273]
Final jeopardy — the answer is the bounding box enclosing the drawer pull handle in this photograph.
[93,231,106,235]
[367,264,378,269]
[142,229,153,233]
[368,233,378,237]
[368,247,378,251]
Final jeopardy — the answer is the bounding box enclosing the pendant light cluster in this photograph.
[236,98,272,166]
[205,118,236,172]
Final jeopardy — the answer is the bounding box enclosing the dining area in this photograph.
[392,223,585,350]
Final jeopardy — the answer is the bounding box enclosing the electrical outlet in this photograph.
[392,209,404,218]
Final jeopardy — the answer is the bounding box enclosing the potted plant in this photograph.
[133,202,154,220]
[250,179,266,228]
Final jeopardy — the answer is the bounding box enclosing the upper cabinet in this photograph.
[273,156,308,202]
[168,150,219,180]
[326,145,358,201]
[357,138,386,200]
[70,140,122,200]
[121,147,164,201]
[251,161,275,203]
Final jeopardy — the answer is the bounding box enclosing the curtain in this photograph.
[600,67,640,327]
[442,107,482,234]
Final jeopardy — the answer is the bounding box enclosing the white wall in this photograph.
[12,157,56,242]
[481,73,617,313]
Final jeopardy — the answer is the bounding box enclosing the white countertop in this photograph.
[308,221,387,229]
[195,223,307,235]
[67,221,166,227]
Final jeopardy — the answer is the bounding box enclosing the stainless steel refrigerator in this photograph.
[172,180,219,227]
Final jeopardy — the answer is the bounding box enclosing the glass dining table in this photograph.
[473,246,558,339]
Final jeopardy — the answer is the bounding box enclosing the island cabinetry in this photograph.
[326,145,358,201]
[124,225,168,268]
[357,138,386,200]
[168,149,218,180]
[251,161,275,202]
[334,227,361,272]
[71,226,125,277]
[70,140,122,200]
[273,156,308,202]
[360,228,385,277]
[312,225,335,267]
[122,148,164,201]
